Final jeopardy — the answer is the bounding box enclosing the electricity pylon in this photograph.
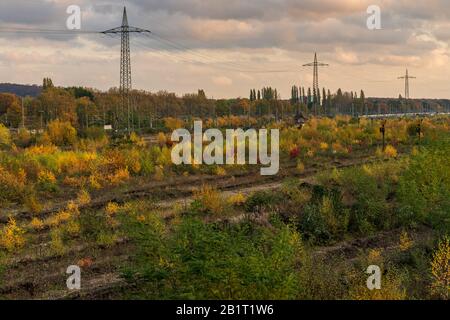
[398,69,416,100]
[303,52,328,106]
[102,7,151,132]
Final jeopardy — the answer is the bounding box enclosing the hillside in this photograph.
[0,83,42,97]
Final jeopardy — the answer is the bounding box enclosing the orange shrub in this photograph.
[157,132,167,147]
[44,120,77,146]
[105,202,120,216]
[227,193,246,206]
[25,195,43,214]
[76,189,91,206]
[88,174,102,190]
[164,117,184,131]
[0,218,25,251]
[30,217,44,230]
[0,165,26,202]
[193,185,228,216]
[108,167,130,185]
[25,144,58,156]
[126,149,142,174]
[384,145,398,158]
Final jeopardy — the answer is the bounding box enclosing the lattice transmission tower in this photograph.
[102,7,151,132]
[398,69,416,100]
[303,52,328,105]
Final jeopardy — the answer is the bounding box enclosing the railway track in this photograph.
[0,152,403,299]
[0,152,379,226]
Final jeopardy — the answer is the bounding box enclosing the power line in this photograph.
[146,32,294,73]
[133,35,295,73]
[132,36,203,65]
[0,27,99,34]
[0,21,297,74]
[137,33,295,73]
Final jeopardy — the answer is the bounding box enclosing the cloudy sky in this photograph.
[0,0,449,99]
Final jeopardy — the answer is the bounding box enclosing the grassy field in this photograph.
[0,115,449,300]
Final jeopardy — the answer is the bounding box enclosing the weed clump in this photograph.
[0,218,25,252]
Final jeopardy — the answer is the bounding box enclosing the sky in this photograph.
[0,0,449,99]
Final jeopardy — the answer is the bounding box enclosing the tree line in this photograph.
[0,78,448,131]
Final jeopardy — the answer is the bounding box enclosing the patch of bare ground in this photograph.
[0,240,131,299]
[314,226,434,262]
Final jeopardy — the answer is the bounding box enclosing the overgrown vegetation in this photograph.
[115,134,450,300]
[0,115,448,300]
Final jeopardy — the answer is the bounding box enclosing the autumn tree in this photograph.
[76,97,97,129]
[322,88,326,108]
[43,77,54,89]
[0,93,23,127]
[360,90,366,115]
[43,119,77,146]
[307,88,312,108]
[38,87,77,125]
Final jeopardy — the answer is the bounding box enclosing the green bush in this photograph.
[121,215,304,299]
[299,204,330,242]
[398,140,450,231]
[333,166,392,234]
[244,190,284,212]
[79,126,106,140]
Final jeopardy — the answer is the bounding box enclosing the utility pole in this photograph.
[39,110,44,132]
[380,120,387,151]
[21,97,25,128]
[303,53,328,115]
[102,7,151,133]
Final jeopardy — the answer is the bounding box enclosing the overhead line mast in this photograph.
[398,69,416,99]
[303,52,328,106]
[102,7,151,132]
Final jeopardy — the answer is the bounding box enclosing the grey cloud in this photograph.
[0,0,449,99]
[0,1,64,26]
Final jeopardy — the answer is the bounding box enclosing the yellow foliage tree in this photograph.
[0,124,11,146]
[44,120,77,146]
